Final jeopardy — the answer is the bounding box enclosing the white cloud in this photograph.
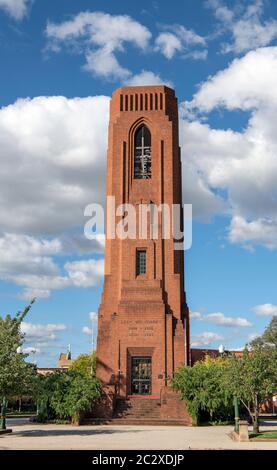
[19,288,52,300]
[191,331,224,347]
[14,274,71,299]
[82,326,92,335]
[0,95,109,299]
[22,346,40,354]
[0,232,104,298]
[182,47,277,248]
[155,33,182,59]
[229,217,277,250]
[205,312,252,327]
[191,310,252,327]
[252,303,277,316]
[84,48,130,81]
[187,50,208,60]
[65,259,104,288]
[21,323,68,361]
[155,25,207,60]
[21,322,67,342]
[187,47,277,112]
[190,311,202,319]
[0,233,61,277]
[124,70,171,87]
[46,11,151,81]
[207,0,277,54]
[0,0,31,20]
[83,312,98,339]
[0,96,109,234]
[12,258,104,299]
[206,0,234,23]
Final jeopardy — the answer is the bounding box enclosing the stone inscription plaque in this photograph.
[120,319,162,337]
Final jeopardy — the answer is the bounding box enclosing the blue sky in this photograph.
[1,0,277,366]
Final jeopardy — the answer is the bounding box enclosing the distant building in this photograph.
[37,367,63,376]
[191,348,244,365]
[57,351,72,369]
[37,348,73,375]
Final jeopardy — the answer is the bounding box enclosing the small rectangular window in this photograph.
[136,250,146,276]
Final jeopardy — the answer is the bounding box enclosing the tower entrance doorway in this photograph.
[131,357,151,395]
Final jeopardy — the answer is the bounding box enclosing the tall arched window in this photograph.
[134,125,151,179]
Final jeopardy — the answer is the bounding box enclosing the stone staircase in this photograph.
[84,397,189,425]
[114,397,161,421]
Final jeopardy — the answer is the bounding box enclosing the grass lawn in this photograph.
[250,431,277,439]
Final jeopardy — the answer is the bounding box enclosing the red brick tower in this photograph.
[95,85,190,422]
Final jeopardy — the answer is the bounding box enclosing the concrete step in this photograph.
[83,418,187,426]
[114,412,160,418]
[114,398,161,420]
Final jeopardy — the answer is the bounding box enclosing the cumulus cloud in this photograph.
[229,217,277,250]
[124,70,171,87]
[0,0,31,20]
[204,312,251,327]
[82,326,92,335]
[190,311,202,319]
[83,312,98,348]
[0,233,61,278]
[21,322,67,342]
[155,33,182,59]
[155,24,207,60]
[0,231,104,299]
[20,322,68,361]
[22,346,40,354]
[191,331,224,347]
[46,11,151,81]
[187,47,277,111]
[65,259,104,288]
[15,274,71,299]
[182,47,277,248]
[0,95,109,234]
[0,95,108,299]
[191,311,252,327]
[13,258,104,299]
[206,0,277,54]
[252,303,277,316]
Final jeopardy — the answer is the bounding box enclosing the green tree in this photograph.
[224,347,277,433]
[34,369,101,424]
[172,356,232,424]
[0,299,36,429]
[32,372,66,422]
[69,352,96,377]
[57,370,101,424]
[251,316,277,349]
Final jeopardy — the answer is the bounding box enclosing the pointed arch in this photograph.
[134,124,152,179]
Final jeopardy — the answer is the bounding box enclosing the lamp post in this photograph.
[0,397,7,430]
[233,396,240,433]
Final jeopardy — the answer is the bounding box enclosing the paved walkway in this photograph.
[1,418,277,450]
